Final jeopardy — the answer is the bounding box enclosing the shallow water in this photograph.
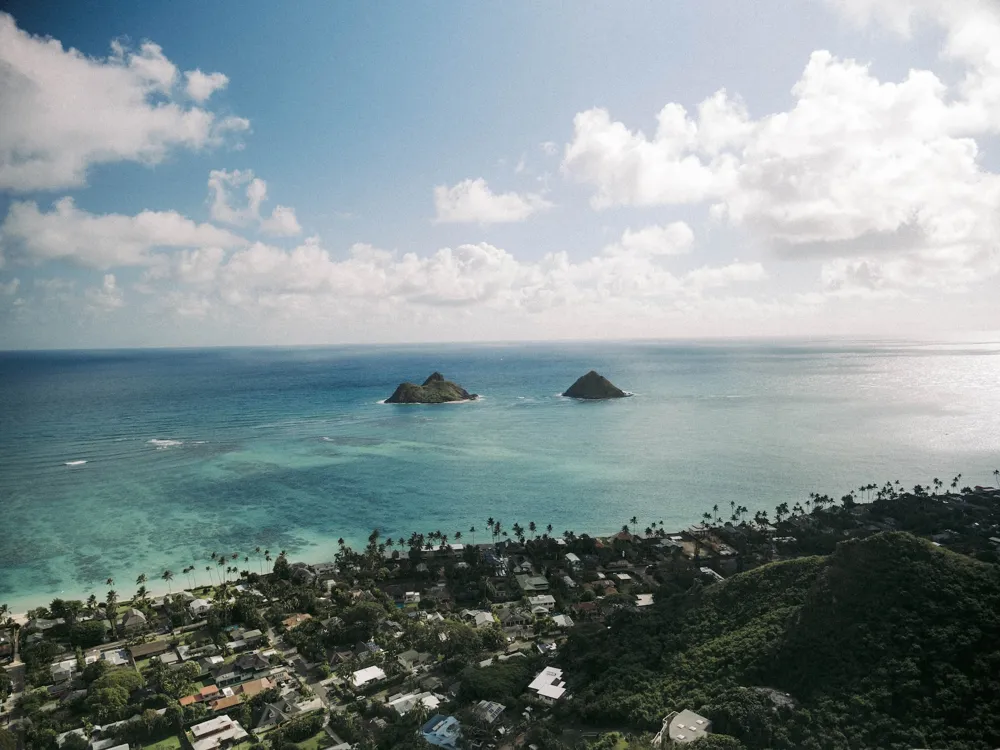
[1,340,998,610]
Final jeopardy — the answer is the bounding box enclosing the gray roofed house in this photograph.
[120,608,147,632]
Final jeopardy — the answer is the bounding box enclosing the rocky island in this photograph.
[562,370,630,399]
[385,372,479,403]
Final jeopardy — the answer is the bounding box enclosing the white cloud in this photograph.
[208,169,302,236]
[85,273,124,311]
[0,13,249,191]
[433,178,552,224]
[0,278,19,295]
[560,0,1000,294]
[605,223,694,257]
[184,69,229,102]
[540,141,559,156]
[0,198,245,269]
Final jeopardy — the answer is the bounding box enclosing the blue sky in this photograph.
[1,1,998,348]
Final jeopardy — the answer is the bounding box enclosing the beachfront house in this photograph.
[120,607,147,633]
[421,714,462,748]
[189,599,213,618]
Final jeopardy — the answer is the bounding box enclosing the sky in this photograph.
[0,0,998,349]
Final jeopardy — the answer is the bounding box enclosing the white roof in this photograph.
[191,715,239,738]
[636,594,654,607]
[527,594,555,605]
[564,552,580,562]
[351,666,387,687]
[552,614,574,627]
[528,666,567,700]
[668,709,711,742]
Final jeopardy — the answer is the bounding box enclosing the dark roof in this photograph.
[129,640,170,658]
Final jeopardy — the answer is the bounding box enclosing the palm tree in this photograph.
[254,546,263,573]
[469,526,476,545]
[161,570,174,593]
[546,524,553,536]
[994,468,999,488]
[629,516,638,527]
[528,521,537,539]
[205,565,214,585]
[453,531,462,543]
[106,577,114,587]
[86,594,97,614]
[136,573,147,587]
[134,585,148,605]
[105,590,118,633]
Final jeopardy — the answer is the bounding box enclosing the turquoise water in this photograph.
[1,340,998,611]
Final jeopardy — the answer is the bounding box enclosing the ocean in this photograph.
[1,340,998,612]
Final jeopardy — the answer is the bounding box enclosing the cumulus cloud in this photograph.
[208,169,302,236]
[0,198,245,269]
[561,0,1000,294]
[85,274,124,311]
[605,223,694,258]
[433,178,552,224]
[184,69,229,102]
[0,13,248,191]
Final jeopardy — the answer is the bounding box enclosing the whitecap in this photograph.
[64,460,87,466]
[148,439,183,449]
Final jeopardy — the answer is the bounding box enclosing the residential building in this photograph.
[475,700,506,725]
[515,574,549,593]
[189,715,248,750]
[564,552,582,568]
[282,613,312,630]
[129,640,170,661]
[653,709,712,745]
[636,593,654,608]
[421,714,461,748]
[526,594,556,612]
[351,665,387,689]
[120,608,147,633]
[189,599,213,617]
[397,649,432,672]
[551,614,574,629]
[385,690,442,716]
[527,666,567,704]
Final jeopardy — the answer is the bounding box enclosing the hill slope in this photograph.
[559,533,1000,750]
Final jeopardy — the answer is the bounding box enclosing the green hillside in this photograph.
[559,532,1000,750]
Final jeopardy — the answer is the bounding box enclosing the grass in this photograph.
[296,729,331,750]
[140,736,183,750]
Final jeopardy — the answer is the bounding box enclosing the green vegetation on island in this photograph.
[384,372,479,403]
[563,371,629,399]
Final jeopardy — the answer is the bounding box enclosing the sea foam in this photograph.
[64,460,87,466]
[148,439,183,449]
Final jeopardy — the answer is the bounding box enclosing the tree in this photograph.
[70,619,108,648]
[104,590,118,635]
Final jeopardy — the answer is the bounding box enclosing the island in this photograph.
[385,372,479,403]
[562,370,630,399]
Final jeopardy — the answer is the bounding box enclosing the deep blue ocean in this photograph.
[1,340,998,611]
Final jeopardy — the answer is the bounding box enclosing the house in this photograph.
[50,659,76,683]
[385,690,442,716]
[120,607,147,633]
[526,594,556,612]
[397,649,433,672]
[404,591,421,605]
[100,648,129,667]
[351,665,387,689]
[189,715,248,750]
[614,572,633,582]
[129,640,170,661]
[528,666,567,704]
[282,613,312,630]
[515,574,549,593]
[461,609,495,628]
[189,599,213,617]
[561,575,578,589]
[237,677,274,698]
[572,601,598,619]
[421,714,461,749]
[653,709,712,745]
[208,694,243,713]
[497,606,532,633]
[211,662,239,687]
[636,594,654,608]
[551,614,574,629]
[241,628,265,644]
[699,567,725,583]
[234,651,271,676]
[475,700,506,725]
[255,691,324,730]
[564,552,582,568]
